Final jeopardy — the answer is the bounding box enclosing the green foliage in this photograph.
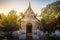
[0,10,20,32]
[0,10,21,40]
[0,13,7,28]
[41,0,60,23]
[41,0,60,14]
[40,0,60,33]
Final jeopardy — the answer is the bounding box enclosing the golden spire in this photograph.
[24,1,34,13]
[29,2,31,8]
[27,2,32,11]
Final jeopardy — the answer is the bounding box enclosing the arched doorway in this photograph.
[26,23,32,40]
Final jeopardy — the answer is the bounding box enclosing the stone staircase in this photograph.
[18,29,40,40]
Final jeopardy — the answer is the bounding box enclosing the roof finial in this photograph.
[29,1,31,8]
[29,2,30,5]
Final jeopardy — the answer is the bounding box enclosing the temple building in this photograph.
[19,2,41,40]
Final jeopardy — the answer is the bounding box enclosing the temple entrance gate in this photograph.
[26,23,32,40]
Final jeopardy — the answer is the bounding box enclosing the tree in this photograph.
[0,13,7,30]
[5,10,19,32]
[40,0,60,33]
[41,0,60,23]
[0,10,20,40]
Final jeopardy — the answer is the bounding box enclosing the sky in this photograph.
[0,0,57,15]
